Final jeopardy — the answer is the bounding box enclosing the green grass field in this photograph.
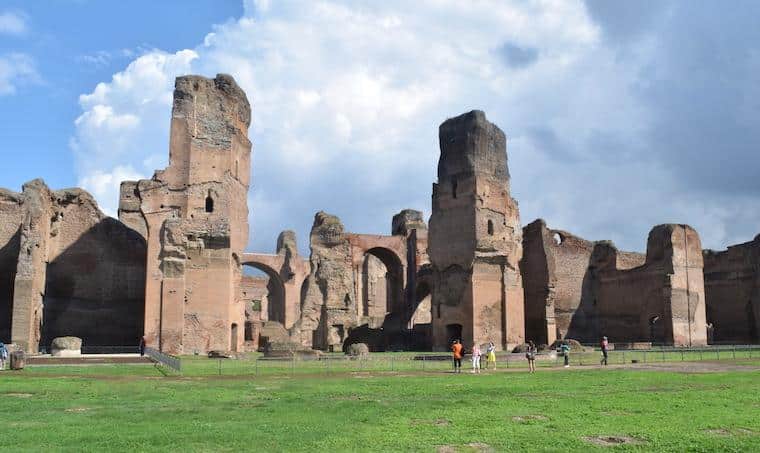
[1,359,759,452]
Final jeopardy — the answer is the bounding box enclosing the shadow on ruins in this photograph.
[41,218,145,351]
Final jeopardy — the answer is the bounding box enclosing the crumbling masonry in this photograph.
[1,73,758,354]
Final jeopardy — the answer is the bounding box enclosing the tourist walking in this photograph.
[526,340,536,373]
[561,341,570,367]
[600,336,609,366]
[0,342,8,370]
[485,342,496,370]
[451,340,463,373]
[471,343,482,373]
[139,336,146,356]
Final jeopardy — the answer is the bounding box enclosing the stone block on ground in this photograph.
[51,337,82,357]
[346,343,369,357]
[264,341,321,359]
[10,351,25,370]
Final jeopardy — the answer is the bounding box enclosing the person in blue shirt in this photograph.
[0,342,8,370]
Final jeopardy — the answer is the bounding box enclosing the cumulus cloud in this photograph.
[72,0,760,253]
[78,165,143,216]
[71,49,197,214]
[0,11,27,36]
[0,53,38,95]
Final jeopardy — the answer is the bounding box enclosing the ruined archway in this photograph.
[361,247,405,318]
[242,262,286,325]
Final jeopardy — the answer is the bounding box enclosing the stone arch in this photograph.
[242,261,286,325]
[411,279,432,326]
[362,246,405,316]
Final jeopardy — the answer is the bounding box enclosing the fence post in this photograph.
[622,351,626,365]
[291,355,295,375]
[218,359,222,376]
[255,358,258,376]
[681,349,684,361]
[699,349,703,361]
[391,356,395,372]
[662,348,665,362]
[717,349,720,361]
[732,346,736,360]
[422,355,425,371]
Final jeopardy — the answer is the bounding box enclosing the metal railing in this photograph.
[145,346,182,373]
[187,345,760,377]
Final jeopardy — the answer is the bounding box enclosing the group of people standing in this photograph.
[450,336,610,373]
[450,340,497,373]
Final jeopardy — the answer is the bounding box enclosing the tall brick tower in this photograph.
[119,74,251,354]
[428,110,524,351]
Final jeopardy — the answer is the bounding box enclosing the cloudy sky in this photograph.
[1,0,759,255]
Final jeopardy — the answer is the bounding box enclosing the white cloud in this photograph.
[0,53,38,95]
[72,1,760,253]
[0,11,27,36]
[78,165,143,217]
[71,49,197,214]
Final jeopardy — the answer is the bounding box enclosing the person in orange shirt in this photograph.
[451,340,463,373]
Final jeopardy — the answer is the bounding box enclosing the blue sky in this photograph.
[1,1,759,255]
[0,0,241,190]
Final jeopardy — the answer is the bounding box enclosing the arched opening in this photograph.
[205,192,214,213]
[446,323,463,343]
[230,323,238,352]
[242,263,286,326]
[487,219,494,236]
[411,281,432,326]
[360,247,404,319]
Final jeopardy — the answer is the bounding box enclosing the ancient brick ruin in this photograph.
[118,74,251,354]
[703,236,760,344]
[426,111,524,351]
[0,180,145,352]
[1,73,757,354]
[523,220,707,347]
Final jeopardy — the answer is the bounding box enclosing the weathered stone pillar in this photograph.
[428,111,524,351]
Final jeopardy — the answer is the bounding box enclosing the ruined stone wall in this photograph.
[703,236,760,343]
[0,189,23,343]
[522,221,706,346]
[42,189,146,349]
[295,212,357,351]
[521,220,554,345]
[0,180,146,352]
[288,210,427,351]
[120,74,251,354]
[428,110,524,351]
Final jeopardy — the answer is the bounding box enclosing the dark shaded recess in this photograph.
[41,218,146,350]
[0,228,21,343]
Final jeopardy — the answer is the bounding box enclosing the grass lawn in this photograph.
[1,360,759,452]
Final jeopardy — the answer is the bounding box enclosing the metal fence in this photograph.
[183,344,760,377]
[145,346,182,373]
